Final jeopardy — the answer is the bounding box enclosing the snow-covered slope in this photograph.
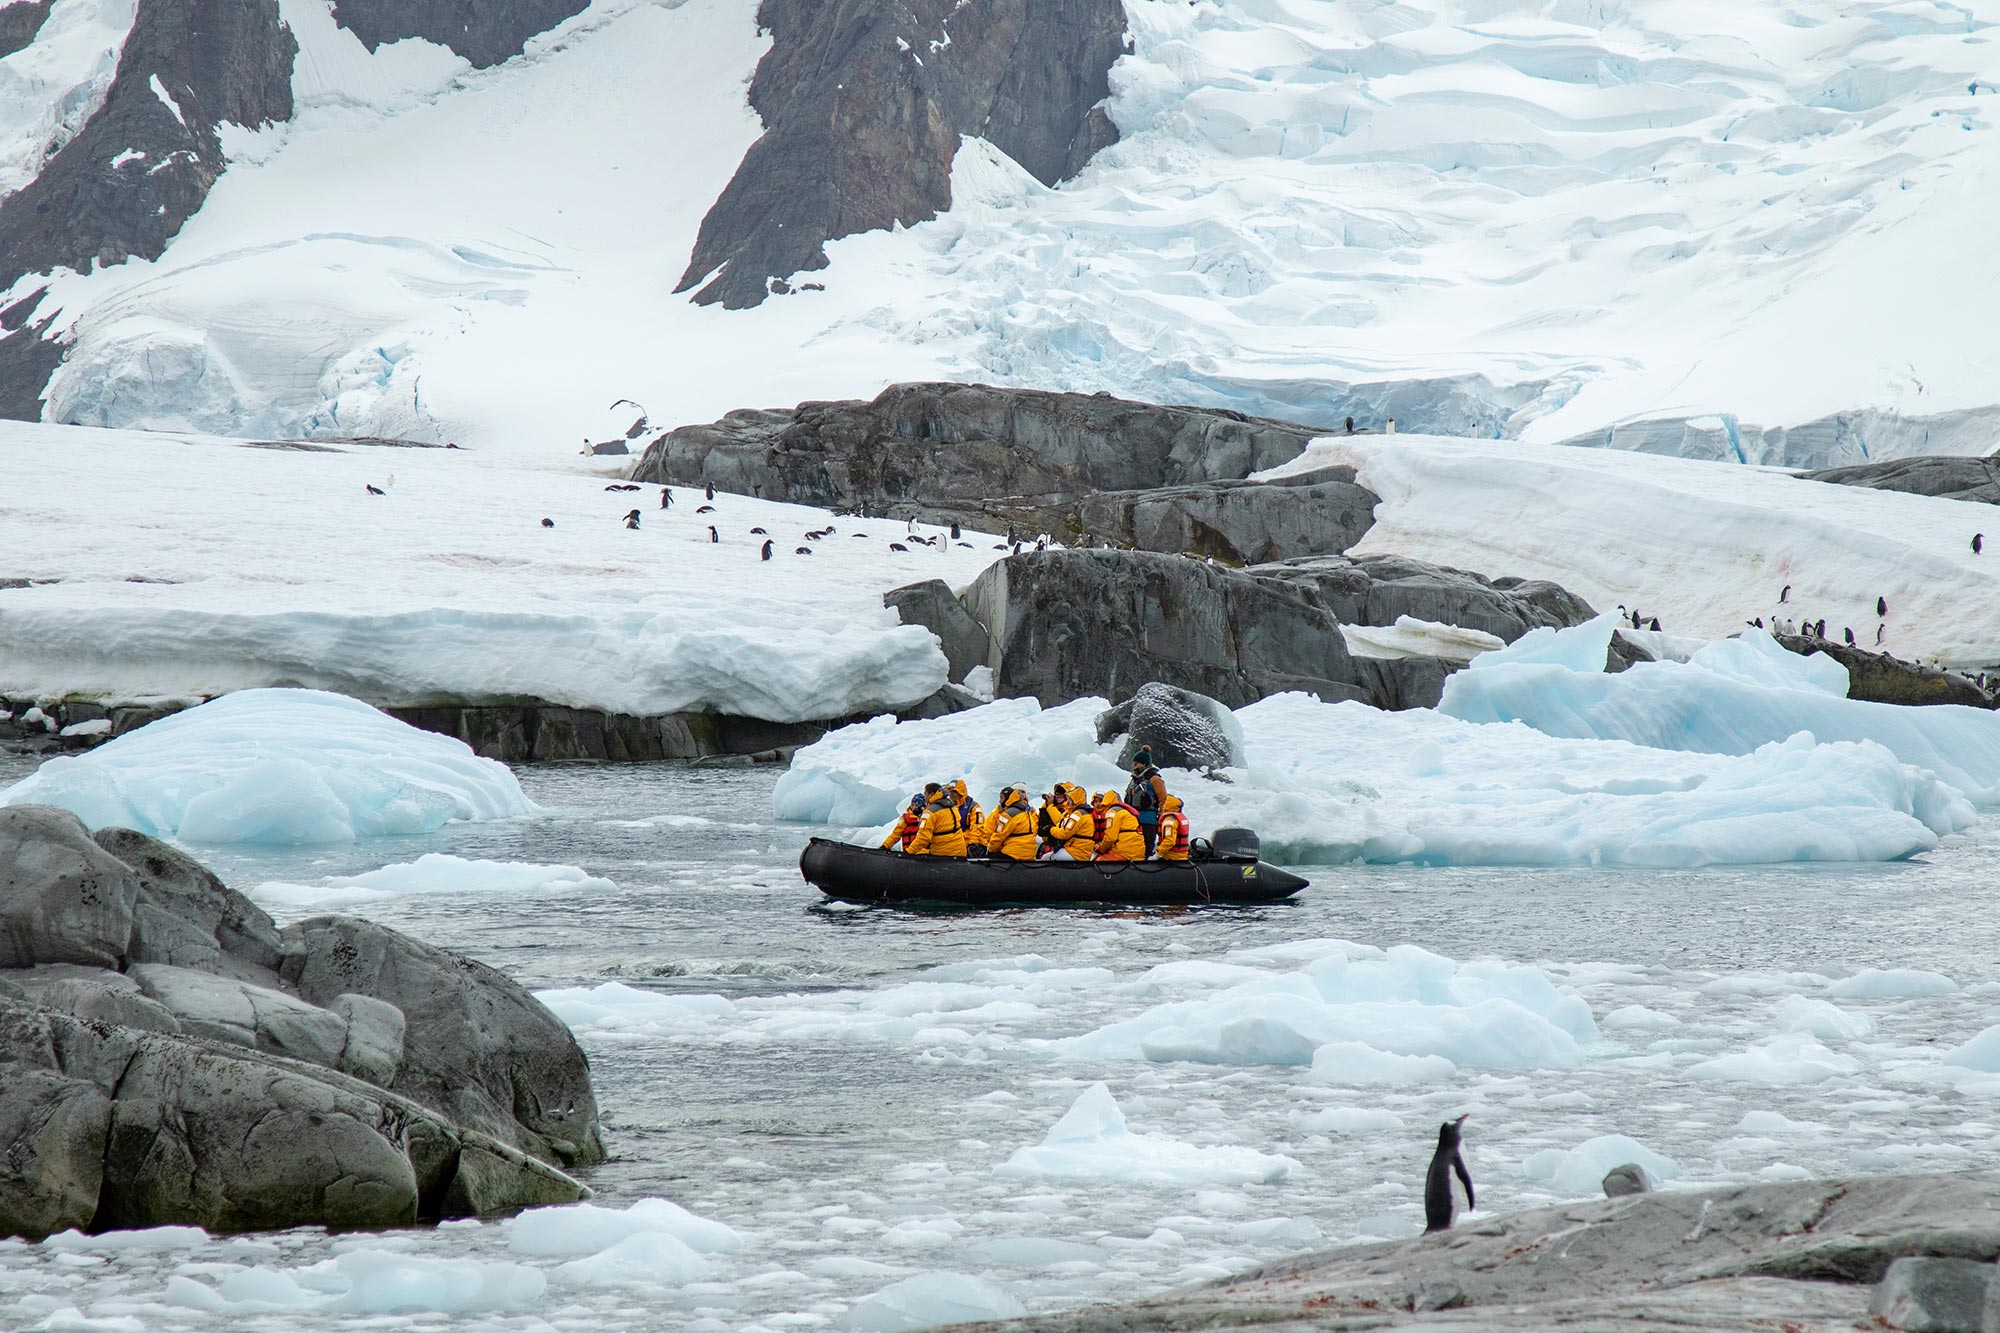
[0,421,999,719]
[1266,431,2000,669]
[5,0,1996,459]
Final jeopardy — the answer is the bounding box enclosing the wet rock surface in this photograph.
[1806,455,2000,505]
[1073,468,1380,565]
[0,806,598,1238]
[1254,554,1596,646]
[1095,683,1245,772]
[962,1172,2000,1332]
[677,0,1124,308]
[1774,636,1996,708]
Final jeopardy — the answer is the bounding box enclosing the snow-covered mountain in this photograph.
[0,0,1993,463]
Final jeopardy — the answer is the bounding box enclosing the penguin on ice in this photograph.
[623,510,641,530]
[541,518,554,529]
[705,483,716,501]
[1780,584,1790,603]
[1876,624,1886,646]
[708,526,719,543]
[1424,1115,1474,1234]
[660,488,673,510]
[1975,533,1985,554]
[1877,595,1889,617]
[761,540,774,561]
[366,484,385,496]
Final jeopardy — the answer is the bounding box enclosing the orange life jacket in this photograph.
[1156,810,1190,861]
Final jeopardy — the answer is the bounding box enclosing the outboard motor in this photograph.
[1208,827,1261,862]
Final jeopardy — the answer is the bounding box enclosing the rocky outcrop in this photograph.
[963,1171,2000,1333]
[1255,553,1596,645]
[961,550,1369,709]
[0,1,295,296]
[1094,684,1245,772]
[631,382,1321,516]
[0,806,598,1238]
[885,580,990,685]
[1805,455,2000,504]
[330,0,590,68]
[1775,636,1996,708]
[1073,468,1380,565]
[0,2,52,59]
[677,0,1124,308]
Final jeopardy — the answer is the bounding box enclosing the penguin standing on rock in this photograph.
[1844,627,1856,645]
[1424,1115,1474,1234]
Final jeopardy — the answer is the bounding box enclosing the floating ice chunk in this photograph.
[1602,1005,1682,1031]
[1827,968,1958,998]
[29,1309,145,1333]
[1,689,533,844]
[836,1272,1026,1333]
[551,1231,709,1288]
[1687,1035,1862,1083]
[998,1084,1295,1185]
[1773,996,1874,1040]
[507,1197,743,1259]
[321,1249,546,1314]
[1522,1134,1679,1197]
[1306,1042,1456,1085]
[1942,1025,2000,1073]
[44,1226,209,1253]
[1443,624,2000,802]
[1295,1106,1404,1133]
[252,853,614,909]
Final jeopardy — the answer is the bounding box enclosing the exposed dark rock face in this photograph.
[885,579,990,684]
[678,0,1125,309]
[1774,635,1996,708]
[1805,455,2000,505]
[967,1170,2000,1333]
[0,0,295,295]
[632,382,1319,515]
[0,1,53,59]
[1094,683,1244,772]
[960,550,1370,710]
[330,0,590,68]
[1255,553,1596,645]
[0,806,597,1238]
[1073,467,1380,565]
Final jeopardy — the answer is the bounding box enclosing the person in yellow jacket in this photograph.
[1048,783,1096,861]
[984,785,1039,860]
[1153,794,1191,861]
[1093,789,1145,862]
[880,792,924,850]
[948,779,985,853]
[907,783,968,857]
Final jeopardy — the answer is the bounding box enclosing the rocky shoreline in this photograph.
[964,1169,2000,1333]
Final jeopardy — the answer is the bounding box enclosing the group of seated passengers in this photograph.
[879,750,1189,862]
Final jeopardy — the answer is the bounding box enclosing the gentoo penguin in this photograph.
[1844,627,1856,645]
[366,484,385,496]
[889,542,909,552]
[1424,1115,1474,1234]
[1753,617,1765,628]
[1876,624,1886,646]
[696,504,715,514]
[1647,616,1661,632]
[705,483,715,501]
[1780,584,1790,603]
[761,540,773,560]
[750,527,767,535]
[956,541,972,548]
[1815,618,1827,638]
[1629,608,1642,630]
[623,513,640,530]
[660,488,673,509]
[1877,595,1888,617]
[708,525,719,543]
[541,518,554,528]
[1976,533,1985,555]
[794,546,813,556]
[949,522,961,539]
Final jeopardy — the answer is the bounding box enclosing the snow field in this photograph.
[1269,432,2000,668]
[14,0,1997,453]
[0,688,533,843]
[775,616,1984,867]
[0,422,1001,721]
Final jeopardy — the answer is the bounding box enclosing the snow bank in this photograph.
[837,1272,1026,1333]
[1441,617,2000,801]
[1282,434,2000,668]
[250,853,613,909]
[997,1084,1295,1186]
[779,673,1973,866]
[0,425,998,721]
[0,689,532,844]
[1056,944,1597,1080]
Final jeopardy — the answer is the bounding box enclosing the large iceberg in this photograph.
[776,669,1974,867]
[1441,617,2000,803]
[1,688,534,844]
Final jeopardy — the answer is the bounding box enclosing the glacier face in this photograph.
[6,0,1995,458]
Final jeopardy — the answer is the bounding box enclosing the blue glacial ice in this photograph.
[1,688,534,844]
